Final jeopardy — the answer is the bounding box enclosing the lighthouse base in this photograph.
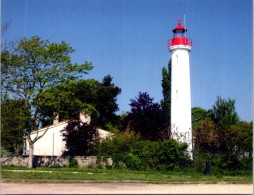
[171,125,193,159]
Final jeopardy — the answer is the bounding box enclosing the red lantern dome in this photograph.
[168,18,192,48]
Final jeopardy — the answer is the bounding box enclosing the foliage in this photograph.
[132,140,190,170]
[35,75,121,129]
[192,96,252,175]
[69,157,78,168]
[212,96,239,128]
[193,118,220,153]
[193,118,252,155]
[161,59,171,125]
[1,36,92,101]
[193,152,252,175]
[94,129,140,168]
[95,129,139,157]
[1,147,12,155]
[1,36,93,168]
[95,129,190,171]
[91,75,122,129]
[229,121,253,154]
[1,99,30,154]
[123,92,169,141]
[61,119,98,156]
[191,107,207,128]
[34,79,99,125]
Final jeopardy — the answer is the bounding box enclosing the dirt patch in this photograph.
[1,182,253,194]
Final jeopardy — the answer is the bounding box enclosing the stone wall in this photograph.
[1,155,112,168]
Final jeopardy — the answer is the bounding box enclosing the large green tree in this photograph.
[35,75,121,129]
[212,96,239,128]
[191,107,207,128]
[1,98,30,154]
[229,121,252,155]
[92,75,122,129]
[161,59,171,125]
[1,36,93,168]
[193,97,251,157]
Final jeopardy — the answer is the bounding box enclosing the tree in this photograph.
[123,92,169,141]
[61,119,98,156]
[35,76,121,129]
[212,96,239,128]
[226,121,253,155]
[1,36,93,168]
[92,75,121,129]
[161,59,171,125]
[34,79,99,126]
[193,118,220,153]
[191,107,207,128]
[1,98,30,154]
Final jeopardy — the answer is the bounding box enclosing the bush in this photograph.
[61,119,98,156]
[95,130,190,171]
[240,156,252,171]
[132,139,190,170]
[193,152,252,175]
[69,157,78,168]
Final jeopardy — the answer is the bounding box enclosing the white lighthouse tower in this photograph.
[168,18,192,155]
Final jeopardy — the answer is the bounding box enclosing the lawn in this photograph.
[1,166,252,183]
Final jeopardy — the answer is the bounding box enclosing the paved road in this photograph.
[1,182,253,194]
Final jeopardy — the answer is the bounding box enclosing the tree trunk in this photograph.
[27,143,34,168]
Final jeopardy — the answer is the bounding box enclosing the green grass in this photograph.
[1,166,252,183]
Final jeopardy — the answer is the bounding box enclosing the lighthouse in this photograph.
[168,18,192,156]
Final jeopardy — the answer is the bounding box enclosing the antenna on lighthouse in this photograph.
[184,14,186,27]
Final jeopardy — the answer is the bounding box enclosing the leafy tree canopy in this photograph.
[212,96,239,128]
[1,98,30,154]
[35,75,121,129]
[1,35,93,168]
[123,92,168,141]
[161,59,171,125]
[1,36,93,101]
[191,107,207,128]
[193,97,251,156]
[229,121,253,154]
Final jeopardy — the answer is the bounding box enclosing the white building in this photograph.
[25,113,112,156]
[168,18,192,156]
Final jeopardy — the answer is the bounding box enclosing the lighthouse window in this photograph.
[174,29,185,38]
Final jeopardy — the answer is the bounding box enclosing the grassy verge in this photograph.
[1,166,252,183]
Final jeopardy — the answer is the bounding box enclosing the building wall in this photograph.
[26,122,67,156]
[25,118,112,156]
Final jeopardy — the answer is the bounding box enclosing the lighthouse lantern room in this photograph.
[168,17,192,157]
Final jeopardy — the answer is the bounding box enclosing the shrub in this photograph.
[69,157,78,168]
[95,131,190,171]
[94,129,140,168]
[240,156,252,171]
[123,152,144,170]
[61,119,98,156]
[132,139,190,170]
[193,152,252,175]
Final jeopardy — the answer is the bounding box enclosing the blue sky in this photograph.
[2,0,253,122]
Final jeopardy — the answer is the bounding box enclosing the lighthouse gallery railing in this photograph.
[168,38,192,48]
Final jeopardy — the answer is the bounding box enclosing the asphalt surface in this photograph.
[1,182,253,194]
